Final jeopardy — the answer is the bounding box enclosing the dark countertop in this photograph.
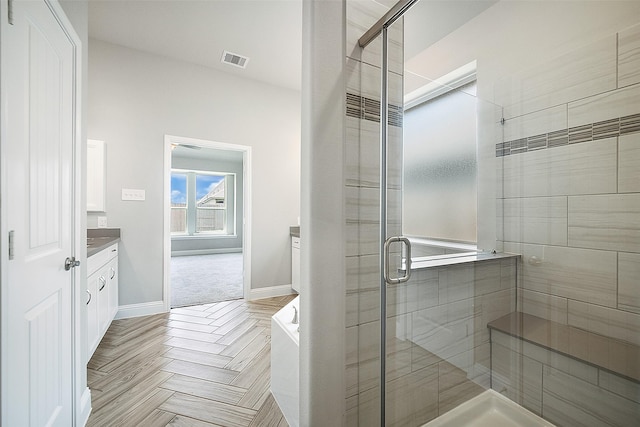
[87,228,120,258]
[290,226,300,238]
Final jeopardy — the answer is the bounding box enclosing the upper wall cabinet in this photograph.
[87,139,106,212]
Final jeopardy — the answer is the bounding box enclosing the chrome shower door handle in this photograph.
[383,236,412,285]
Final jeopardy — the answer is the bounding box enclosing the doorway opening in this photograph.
[163,135,252,309]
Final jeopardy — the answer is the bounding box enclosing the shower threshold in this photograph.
[423,389,555,427]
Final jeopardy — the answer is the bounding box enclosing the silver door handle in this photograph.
[65,256,80,271]
[86,290,92,305]
[99,276,106,291]
[383,236,412,285]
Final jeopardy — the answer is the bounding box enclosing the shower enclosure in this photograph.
[345,0,640,425]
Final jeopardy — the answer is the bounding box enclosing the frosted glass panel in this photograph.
[403,82,477,243]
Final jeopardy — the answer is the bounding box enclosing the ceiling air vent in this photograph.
[221,50,249,69]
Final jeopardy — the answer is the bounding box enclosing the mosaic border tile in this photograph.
[497,113,640,157]
[346,92,403,127]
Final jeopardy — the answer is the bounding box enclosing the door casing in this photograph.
[163,134,252,309]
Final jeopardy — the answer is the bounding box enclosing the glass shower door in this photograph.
[378,6,510,426]
[357,1,640,426]
[378,32,485,427]
[381,68,513,427]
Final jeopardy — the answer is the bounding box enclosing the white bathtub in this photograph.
[423,390,555,427]
[271,296,300,427]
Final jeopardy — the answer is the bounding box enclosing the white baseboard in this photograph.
[171,248,242,257]
[115,300,166,319]
[248,284,296,301]
[78,387,92,426]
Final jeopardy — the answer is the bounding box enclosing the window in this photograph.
[170,173,187,233]
[403,80,477,245]
[195,174,225,233]
[171,170,235,236]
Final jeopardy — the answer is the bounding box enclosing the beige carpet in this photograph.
[170,253,243,308]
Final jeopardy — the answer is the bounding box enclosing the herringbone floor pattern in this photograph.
[86,295,296,426]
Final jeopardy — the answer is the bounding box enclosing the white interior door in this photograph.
[1,0,77,425]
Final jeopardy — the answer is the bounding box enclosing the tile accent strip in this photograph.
[497,113,640,157]
[346,92,403,127]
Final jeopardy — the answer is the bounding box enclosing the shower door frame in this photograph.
[358,1,421,425]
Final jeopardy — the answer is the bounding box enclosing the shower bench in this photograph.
[487,312,640,426]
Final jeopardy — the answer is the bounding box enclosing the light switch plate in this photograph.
[122,188,145,201]
[97,216,108,228]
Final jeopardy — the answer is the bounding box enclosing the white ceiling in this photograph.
[404,0,497,63]
[404,0,497,94]
[88,0,303,92]
[88,0,495,94]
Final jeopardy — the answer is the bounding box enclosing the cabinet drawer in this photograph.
[87,243,118,274]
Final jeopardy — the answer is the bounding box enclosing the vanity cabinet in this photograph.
[87,243,118,359]
[87,139,106,212]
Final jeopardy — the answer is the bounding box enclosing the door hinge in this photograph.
[8,230,15,260]
[8,0,14,25]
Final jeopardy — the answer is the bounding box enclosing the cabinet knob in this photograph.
[86,289,92,305]
[99,276,106,291]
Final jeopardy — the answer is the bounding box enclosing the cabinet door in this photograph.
[108,257,118,320]
[87,139,106,212]
[87,271,100,358]
[97,267,110,336]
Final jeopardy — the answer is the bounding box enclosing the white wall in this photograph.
[88,39,301,306]
[300,0,346,425]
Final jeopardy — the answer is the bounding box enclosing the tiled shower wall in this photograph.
[344,1,403,424]
[494,20,640,426]
[383,257,516,425]
[496,20,640,348]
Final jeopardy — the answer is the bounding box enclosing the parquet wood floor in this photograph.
[86,295,296,427]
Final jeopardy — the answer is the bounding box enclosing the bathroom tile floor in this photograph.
[86,295,296,426]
